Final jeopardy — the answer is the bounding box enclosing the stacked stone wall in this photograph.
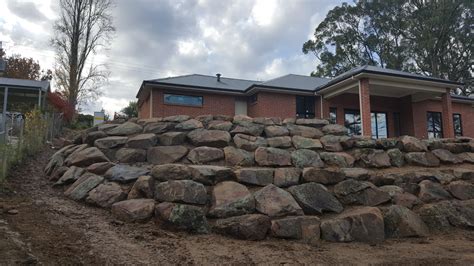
[44,114,474,244]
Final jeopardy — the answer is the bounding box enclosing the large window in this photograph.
[393,112,401,137]
[427,111,443,138]
[344,109,361,136]
[296,96,315,118]
[371,112,388,139]
[453,113,463,136]
[329,107,337,124]
[164,93,203,107]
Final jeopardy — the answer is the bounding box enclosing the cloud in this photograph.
[6,0,48,22]
[0,0,345,115]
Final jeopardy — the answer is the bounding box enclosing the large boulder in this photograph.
[104,165,149,183]
[356,149,391,168]
[107,122,143,136]
[111,199,155,222]
[334,179,391,206]
[447,180,474,200]
[154,180,208,205]
[49,166,69,182]
[223,147,254,166]
[44,153,64,176]
[235,168,274,186]
[267,136,292,148]
[382,205,429,238]
[291,136,322,150]
[320,207,385,244]
[86,162,115,175]
[288,183,343,214]
[254,184,303,217]
[273,168,301,187]
[341,167,371,180]
[187,146,224,164]
[83,131,107,146]
[291,149,324,168]
[302,168,345,185]
[86,182,127,208]
[155,202,209,233]
[295,118,328,127]
[453,168,474,181]
[458,152,474,163]
[175,119,203,130]
[214,214,271,240]
[54,166,85,186]
[398,135,427,152]
[320,135,343,152]
[387,148,405,167]
[230,121,265,136]
[143,122,176,134]
[287,124,324,138]
[264,125,289,137]
[64,173,104,201]
[147,146,188,164]
[127,175,154,199]
[208,120,233,131]
[418,180,452,203]
[393,192,422,209]
[405,152,440,167]
[189,165,235,185]
[320,152,355,168]
[187,129,231,147]
[417,199,474,230]
[233,134,267,151]
[271,216,321,243]
[208,181,255,218]
[127,133,157,149]
[322,124,347,135]
[94,136,128,149]
[255,147,291,166]
[151,164,193,181]
[157,132,187,145]
[115,148,146,163]
[432,149,462,164]
[253,117,281,125]
[66,147,109,167]
[163,115,191,122]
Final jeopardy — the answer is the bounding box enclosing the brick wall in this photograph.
[138,94,150,119]
[247,92,296,118]
[149,88,236,118]
[412,99,474,138]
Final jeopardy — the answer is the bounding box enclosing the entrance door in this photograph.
[235,99,247,116]
[296,96,315,118]
[371,112,388,138]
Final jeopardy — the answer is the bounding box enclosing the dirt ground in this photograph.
[1,147,474,265]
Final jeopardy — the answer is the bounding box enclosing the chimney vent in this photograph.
[216,73,221,82]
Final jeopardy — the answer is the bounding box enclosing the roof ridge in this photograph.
[192,73,261,82]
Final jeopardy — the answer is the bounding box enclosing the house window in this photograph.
[296,96,315,118]
[453,113,462,136]
[427,111,443,138]
[164,93,203,107]
[393,112,401,137]
[371,112,388,139]
[249,93,258,104]
[329,107,337,124]
[344,109,361,136]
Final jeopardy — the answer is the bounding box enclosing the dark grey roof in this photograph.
[452,94,474,102]
[316,65,463,91]
[0,77,50,92]
[145,74,261,92]
[257,74,329,91]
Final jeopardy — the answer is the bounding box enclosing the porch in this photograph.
[316,73,460,139]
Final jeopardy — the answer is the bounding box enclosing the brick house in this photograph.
[136,65,474,138]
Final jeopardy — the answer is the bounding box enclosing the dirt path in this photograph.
[1,147,473,265]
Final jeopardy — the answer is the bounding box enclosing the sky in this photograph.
[0,0,344,116]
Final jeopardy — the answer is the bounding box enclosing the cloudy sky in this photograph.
[0,0,344,115]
